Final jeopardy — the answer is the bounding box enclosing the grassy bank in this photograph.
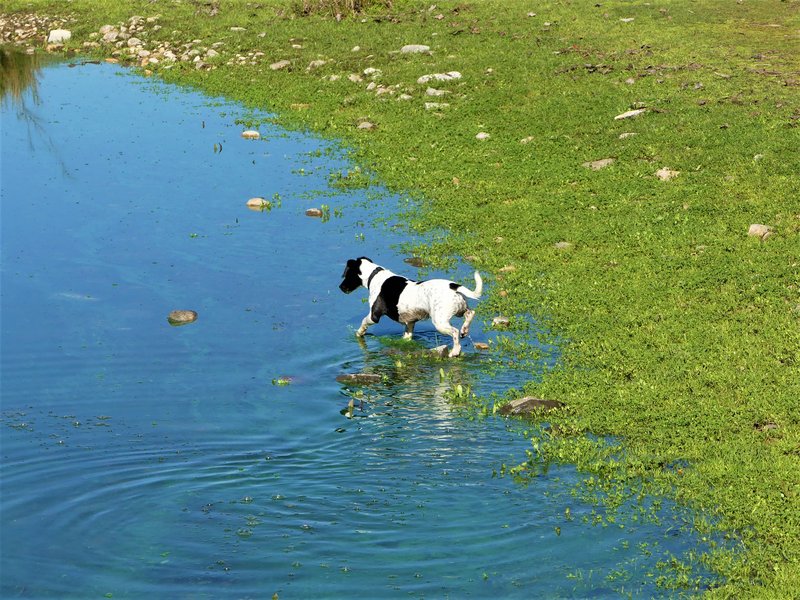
[4,0,799,595]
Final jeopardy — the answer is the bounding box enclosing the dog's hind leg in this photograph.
[460,309,475,338]
[403,321,416,340]
[433,317,461,358]
[356,314,375,337]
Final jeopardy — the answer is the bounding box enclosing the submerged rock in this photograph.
[499,396,565,416]
[167,310,198,326]
[474,342,490,350]
[336,373,382,384]
[305,208,324,217]
[403,257,425,267]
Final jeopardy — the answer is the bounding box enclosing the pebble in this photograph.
[474,342,490,350]
[583,158,615,170]
[357,121,375,130]
[618,132,637,139]
[475,132,491,140]
[307,59,327,70]
[426,87,449,96]
[127,37,142,47]
[400,44,430,54]
[748,224,773,240]
[305,208,324,217]
[554,241,573,249]
[363,67,381,77]
[241,130,260,139]
[655,167,680,181]
[614,108,647,120]
[519,136,535,144]
[425,102,449,110]
[167,310,198,326]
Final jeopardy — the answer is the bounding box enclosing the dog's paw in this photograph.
[448,348,462,358]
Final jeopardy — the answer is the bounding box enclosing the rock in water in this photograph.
[241,130,260,139]
[498,397,565,416]
[167,310,198,326]
[336,373,382,384]
[305,208,323,217]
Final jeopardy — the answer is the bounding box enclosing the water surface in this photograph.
[1,60,714,598]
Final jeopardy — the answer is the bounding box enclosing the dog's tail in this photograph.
[456,271,483,300]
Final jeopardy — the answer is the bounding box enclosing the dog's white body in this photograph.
[339,257,482,357]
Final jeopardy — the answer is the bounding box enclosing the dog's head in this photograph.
[339,257,371,294]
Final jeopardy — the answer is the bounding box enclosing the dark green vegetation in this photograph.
[4,0,798,595]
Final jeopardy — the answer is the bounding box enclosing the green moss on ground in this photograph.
[4,0,799,595]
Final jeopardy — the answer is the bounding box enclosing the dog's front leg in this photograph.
[403,321,415,340]
[356,314,375,337]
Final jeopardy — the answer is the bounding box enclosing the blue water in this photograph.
[1,62,715,598]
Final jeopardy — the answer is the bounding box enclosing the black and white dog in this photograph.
[339,257,482,357]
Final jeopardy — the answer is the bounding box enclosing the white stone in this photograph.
[206,48,219,58]
[363,67,381,77]
[398,94,413,101]
[614,108,647,120]
[241,130,260,139]
[102,30,119,43]
[357,121,375,130]
[307,59,327,70]
[655,167,680,181]
[270,59,291,70]
[475,132,490,140]
[748,224,773,240]
[47,29,71,44]
[401,44,430,54]
[426,87,449,96]
[618,132,637,139]
[425,102,449,110]
[99,25,116,35]
[417,71,461,84]
[127,37,143,47]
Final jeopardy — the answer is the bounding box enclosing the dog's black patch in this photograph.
[339,259,363,294]
[449,282,460,291]
[371,275,408,323]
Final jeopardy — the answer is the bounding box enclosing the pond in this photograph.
[1,55,717,598]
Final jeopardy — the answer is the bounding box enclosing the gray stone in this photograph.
[127,37,143,47]
[270,59,291,70]
[492,316,510,327]
[498,396,565,416]
[583,158,615,170]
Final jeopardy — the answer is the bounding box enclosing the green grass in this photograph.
[3,0,799,595]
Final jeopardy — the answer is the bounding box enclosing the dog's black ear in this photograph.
[341,258,357,278]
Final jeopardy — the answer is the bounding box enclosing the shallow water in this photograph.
[2,61,714,598]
